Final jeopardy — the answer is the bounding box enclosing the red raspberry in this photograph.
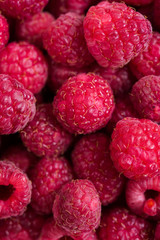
[71,133,125,205]
[20,104,73,157]
[0,161,32,219]
[0,0,49,20]
[155,222,160,240]
[16,12,55,49]
[43,12,94,68]
[130,75,160,122]
[30,156,73,214]
[0,42,48,94]
[110,117,160,179]
[83,1,152,68]
[126,176,160,219]
[111,0,153,6]
[53,179,101,237]
[0,74,36,135]
[98,207,154,240]
[129,32,160,79]
[0,14,9,52]
[53,73,115,134]
[154,0,160,30]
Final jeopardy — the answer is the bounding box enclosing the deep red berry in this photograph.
[71,133,125,205]
[53,179,101,237]
[0,42,48,94]
[20,104,73,157]
[0,161,32,219]
[43,12,94,68]
[83,1,152,68]
[53,73,115,134]
[110,117,160,179]
[111,0,153,6]
[31,156,73,214]
[0,14,9,52]
[0,74,36,135]
[16,12,55,48]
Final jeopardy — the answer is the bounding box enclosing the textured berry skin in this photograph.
[0,0,49,20]
[130,75,160,122]
[71,133,125,205]
[31,156,73,214]
[0,41,48,94]
[110,117,160,179]
[126,176,160,219]
[155,222,160,240]
[154,0,160,30]
[83,1,152,68]
[111,0,153,6]
[53,179,101,237]
[16,12,55,48]
[20,104,73,157]
[92,64,135,97]
[98,207,154,240]
[43,12,94,68]
[0,74,36,135]
[0,14,9,52]
[129,32,160,79]
[53,73,115,134]
[0,161,32,219]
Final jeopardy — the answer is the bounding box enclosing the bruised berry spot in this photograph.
[0,184,15,201]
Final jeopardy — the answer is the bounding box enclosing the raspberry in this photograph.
[53,179,101,237]
[0,0,49,20]
[130,75,160,122]
[83,1,152,68]
[111,0,153,6]
[0,74,36,135]
[129,32,160,79]
[0,14,9,52]
[71,133,125,205]
[126,176,160,219]
[0,161,32,219]
[20,104,73,157]
[110,117,160,179]
[16,12,55,48]
[31,156,73,214]
[155,222,160,240]
[43,12,94,68]
[154,0,160,30]
[67,0,99,14]
[98,207,154,240]
[0,41,48,94]
[53,73,115,134]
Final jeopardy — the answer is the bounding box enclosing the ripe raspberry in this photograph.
[83,1,152,68]
[0,14,9,52]
[0,161,32,219]
[110,117,160,179]
[53,73,115,134]
[43,12,94,68]
[154,0,160,30]
[130,75,160,122]
[0,41,48,94]
[67,0,99,14]
[20,104,73,157]
[31,156,73,214]
[129,32,160,79]
[111,0,153,6]
[155,222,160,240]
[53,179,101,237]
[0,74,36,135]
[92,64,135,97]
[71,133,125,205]
[98,207,154,240]
[0,0,49,20]
[126,176,160,219]
[16,12,55,48]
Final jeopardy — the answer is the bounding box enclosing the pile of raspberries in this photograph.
[0,0,160,239]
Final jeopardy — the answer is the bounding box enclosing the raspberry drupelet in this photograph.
[53,73,115,135]
[126,176,160,219]
[83,1,152,68]
[129,32,160,79]
[0,161,32,219]
[0,14,9,52]
[130,75,160,122]
[110,117,160,179]
[71,133,125,205]
[53,179,101,237]
[0,0,49,20]
[0,41,48,94]
[98,207,154,240]
[20,104,73,158]
[43,12,94,68]
[16,12,55,48]
[0,74,36,135]
[30,156,73,215]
